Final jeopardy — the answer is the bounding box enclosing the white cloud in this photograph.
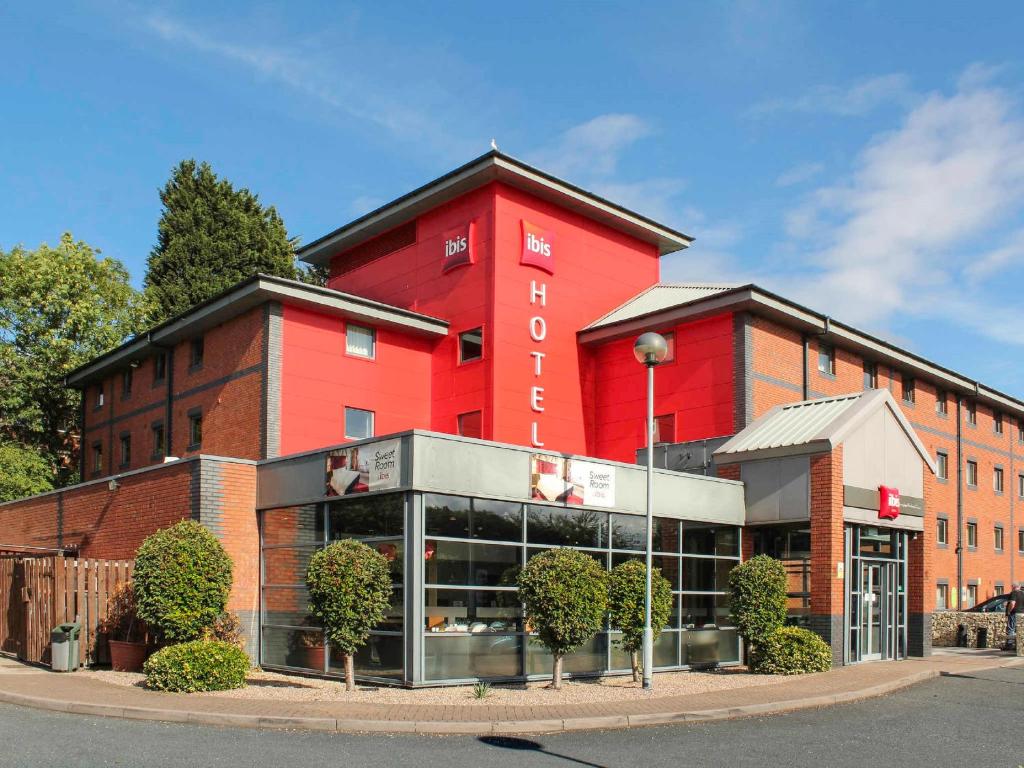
[750,73,914,117]
[530,114,652,179]
[775,162,824,187]
[779,69,1024,343]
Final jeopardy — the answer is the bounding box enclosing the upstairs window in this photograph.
[345,324,376,359]
[901,375,915,404]
[936,517,948,545]
[92,442,103,474]
[1018,419,1024,443]
[966,521,978,548]
[936,583,949,610]
[936,390,948,416]
[154,353,166,383]
[995,526,1005,552]
[152,423,166,458]
[119,434,131,467]
[190,336,204,369]
[995,467,1004,493]
[654,414,676,444]
[188,410,203,449]
[344,407,374,441]
[995,412,1004,435]
[817,344,835,376]
[863,362,877,389]
[458,327,483,363]
[966,401,977,426]
[457,411,482,439]
[966,460,978,487]
[936,452,948,480]
[121,369,133,398]
[94,385,105,410]
[662,332,676,363]
[1019,473,1024,499]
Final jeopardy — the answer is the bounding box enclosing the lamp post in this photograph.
[633,331,668,690]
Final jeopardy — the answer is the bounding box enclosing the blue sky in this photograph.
[4,2,1024,395]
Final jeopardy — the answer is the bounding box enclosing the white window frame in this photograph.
[344,406,375,441]
[345,323,376,359]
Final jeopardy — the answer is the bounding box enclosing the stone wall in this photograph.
[932,611,1009,648]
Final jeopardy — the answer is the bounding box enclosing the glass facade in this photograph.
[751,524,811,627]
[846,525,908,664]
[261,490,742,685]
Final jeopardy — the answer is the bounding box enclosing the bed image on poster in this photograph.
[529,454,615,508]
[325,439,401,496]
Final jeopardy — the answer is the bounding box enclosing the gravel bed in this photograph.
[79,666,790,705]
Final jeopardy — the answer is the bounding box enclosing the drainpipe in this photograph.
[956,396,964,607]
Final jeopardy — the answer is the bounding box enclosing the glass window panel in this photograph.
[379,588,404,632]
[263,547,317,586]
[609,630,678,670]
[328,495,404,539]
[610,514,645,551]
[715,527,740,558]
[472,499,523,541]
[527,547,606,570]
[459,328,483,363]
[526,633,608,676]
[345,324,375,358]
[457,411,482,439]
[330,634,403,680]
[262,586,312,627]
[716,559,736,592]
[260,505,319,548]
[344,407,374,440]
[654,517,680,553]
[261,626,323,671]
[681,593,731,628]
[424,635,522,680]
[424,589,522,633]
[683,628,734,666]
[425,494,471,537]
[424,541,521,587]
[610,553,679,589]
[527,505,606,548]
[681,523,716,555]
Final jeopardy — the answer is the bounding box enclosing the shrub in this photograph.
[200,612,244,648]
[133,520,233,643]
[754,627,833,675]
[306,539,392,691]
[728,555,788,650]
[518,548,608,690]
[608,559,672,682]
[143,640,249,692]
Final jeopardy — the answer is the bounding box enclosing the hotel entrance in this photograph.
[846,526,908,663]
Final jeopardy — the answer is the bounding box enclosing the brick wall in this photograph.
[809,448,844,665]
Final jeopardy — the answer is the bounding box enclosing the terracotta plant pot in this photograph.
[109,640,149,672]
[300,645,325,671]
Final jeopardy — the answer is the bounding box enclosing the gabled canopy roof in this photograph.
[585,283,739,329]
[714,389,937,473]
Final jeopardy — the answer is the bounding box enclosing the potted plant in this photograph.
[101,583,149,672]
[290,623,326,671]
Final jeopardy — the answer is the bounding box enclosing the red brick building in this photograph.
[1,150,1019,680]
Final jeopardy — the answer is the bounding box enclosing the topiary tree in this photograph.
[305,539,392,691]
[754,626,833,675]
[144,639,249,692]
[728,554,788,657]
[518,549,608,690]
[134,520,233,643]
[608,559,673,682]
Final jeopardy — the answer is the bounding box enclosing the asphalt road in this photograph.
[2,666,1023,768]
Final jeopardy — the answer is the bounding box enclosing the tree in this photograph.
[134,520,234,643]
[305,539,392,691]
[518,549,608,690]
[143,160,301,322]
[0,442,54,502]
[608,559,673,682]
[728,554,788,653]
[0,234,148,490]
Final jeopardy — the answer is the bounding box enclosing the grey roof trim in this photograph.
[66,274,448,387]
[297,151,693,266]
[578,283,1024,419]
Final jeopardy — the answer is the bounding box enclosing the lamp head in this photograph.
[633,332,669,366]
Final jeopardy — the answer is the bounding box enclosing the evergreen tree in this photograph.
[144,160,302,320]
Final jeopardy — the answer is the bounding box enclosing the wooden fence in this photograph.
[0,556,133,667]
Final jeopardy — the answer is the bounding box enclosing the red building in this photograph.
[2,150,1020,681]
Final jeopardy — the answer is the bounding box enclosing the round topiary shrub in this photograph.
[754,626,833,675]
[134,520,233,642]
[518,548,608,689]
[306,539,392,691]
[608,559,673,682]
[728,554,788,649]
[143,640,249,692]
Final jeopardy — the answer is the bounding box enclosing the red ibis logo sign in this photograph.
[878,485,900,520]
[520,220,555,274]
[442,221,474,273]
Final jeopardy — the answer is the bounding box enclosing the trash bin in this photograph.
[977,627,988,648]
[50,623,81,672]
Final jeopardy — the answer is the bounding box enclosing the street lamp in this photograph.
[633,331,669,690]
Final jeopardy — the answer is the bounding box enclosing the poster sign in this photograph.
[441,220,475,273]
[529,454,615,508]
[878,485,900,520]
[520,220,555,274]
[325,438,401,496]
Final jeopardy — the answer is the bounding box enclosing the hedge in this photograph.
[143,640,249,692]
[754,627,833,675]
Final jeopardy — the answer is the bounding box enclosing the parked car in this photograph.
[967,595,1010,613]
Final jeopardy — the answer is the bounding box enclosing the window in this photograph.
[817,343,835,375]
[663,332,675,362]
[996,583,1005,596]
[190,336,204,369]
[1019,473,1024,499]
[94,385,105,410]
[154,353,166,383]
[344,407,374,440]
[936,583,949,611]
[457,411,482,439]
[966,401,977,426]
[91,442,103,474]
[901,375,915,404]
[121,369,133,398]
[1019,419,1024,443]
[118,434,131,467]
[188,411,203,449]
[995,526,1005,552]
[1019,529,1024,554]
[152,423,165,458]
[863,362,877,389]
[936,451,948,480]
[936,390,948,415]
[966,460,978,487]
[966,584,978,609]
[995,466,1004,493]
[458,327,483,363]
[936,517,948,545]
[345,324,375,359]
[654,413,676,444]
[995,412,1004,435]
[966,521,978,548]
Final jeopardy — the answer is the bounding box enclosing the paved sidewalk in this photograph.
[0,651,1020,734]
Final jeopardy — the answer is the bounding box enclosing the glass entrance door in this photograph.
[860,563,883,661]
